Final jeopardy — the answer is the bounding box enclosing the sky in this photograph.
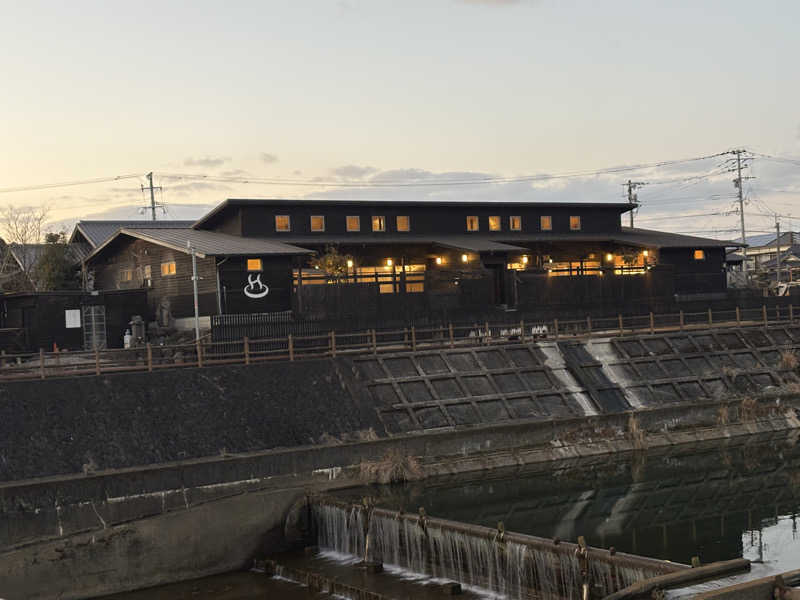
[1,0,799,240]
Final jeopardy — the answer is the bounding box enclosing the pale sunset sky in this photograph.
[1,0,799,239]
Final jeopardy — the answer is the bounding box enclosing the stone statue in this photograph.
[156,298,175,329]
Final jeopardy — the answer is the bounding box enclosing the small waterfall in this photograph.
[312,501,664,599]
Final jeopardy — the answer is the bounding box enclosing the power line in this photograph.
[0,173,143,194]
[156,151,736,189]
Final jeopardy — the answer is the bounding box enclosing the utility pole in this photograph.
[732,150,754,274]
[625,180,646,228]
[775,217,782,286]
[141,172,164,221]
[188,241,200,341]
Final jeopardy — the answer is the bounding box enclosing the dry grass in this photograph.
[627,413,646,450]
[717,404,730,426]
[359,449,423,484]
[740,395,760,422]
[721,365,740,380]
[779,350,799,371]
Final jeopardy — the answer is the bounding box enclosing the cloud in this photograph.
[459,0,523,5]
[184,156,230,168]
[220,169,250,177]
[332,165,378,179]
[165,181,230,196]
[260,152,279,164]
[48,203,214,231]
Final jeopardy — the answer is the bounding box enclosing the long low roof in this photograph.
[71,220,194,247]
[86,228,312,261]
[270,228,743,250]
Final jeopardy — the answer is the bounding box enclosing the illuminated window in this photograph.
[346,215,360,232]
[693,249,706,260]
[372,215,386,232]
[310,215,325,232]
[143,265,151,279]
[488,216,501,231]
[247,258,263,272]
[120,269,133,282]
[275,215,290,232]
[509,216,521,231]
[466,216,479,231]
[570,216,581,231]
[540,215,552,231]
[396,215,410,232]
[160,261,177,276]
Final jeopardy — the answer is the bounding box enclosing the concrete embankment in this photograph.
[1,323,800,598]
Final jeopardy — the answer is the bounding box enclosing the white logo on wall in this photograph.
[244,274,269,299]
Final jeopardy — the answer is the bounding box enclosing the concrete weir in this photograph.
[1,323,800,598]
[308,495,685,598]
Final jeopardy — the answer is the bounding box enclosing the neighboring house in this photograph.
[82,198,743,329]
[743,231,798,273]
[5,243,88,290]
[758,246,800,282]
[69,220,195,249]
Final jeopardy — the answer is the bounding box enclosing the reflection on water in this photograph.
[742,513,800,572]
[336,431,800,570]
[105,432,800,598]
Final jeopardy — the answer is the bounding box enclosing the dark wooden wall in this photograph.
[209,204,625,237]
[0,290,148,351]
[90,237,218,319]
[659,247,726,294]
[217,256,293,314]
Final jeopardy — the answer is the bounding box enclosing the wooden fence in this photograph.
[0,304,796,382]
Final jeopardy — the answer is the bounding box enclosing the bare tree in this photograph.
[0,205,50,291]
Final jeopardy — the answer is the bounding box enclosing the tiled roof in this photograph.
[86,228,312,261]
[8,243,88,269]
[274,228,741,250]
[71,220,194,247]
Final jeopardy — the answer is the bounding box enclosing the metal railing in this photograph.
[0,304,796,382]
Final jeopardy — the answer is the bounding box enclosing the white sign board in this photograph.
[65,309,81,329]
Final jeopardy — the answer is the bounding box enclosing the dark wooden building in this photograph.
[84,228,310,324]
[0,290,148,351]
[82,199,740,328]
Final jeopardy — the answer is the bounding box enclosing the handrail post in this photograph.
[586,315,592,336]
[411,326,416,351]
[94,347,100,375]
[649,312,654,335]
[448,323,454,348]
[146,343,153,372]
[736,306,741,325]
[485,321,490,345]
[679,310,684,331]
[618,314,624,336]
[288,334,294,361]
[371,329,377,354]
[330,330,336,357]
[762,304,768,328]
[196,339,203,367]
[244,337,250,365]
[520,319,525,343]
[554,318,559,340]
[708,308,713,327]
[40,348,45,379]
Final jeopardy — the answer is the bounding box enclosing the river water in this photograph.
[105,431,800,598]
